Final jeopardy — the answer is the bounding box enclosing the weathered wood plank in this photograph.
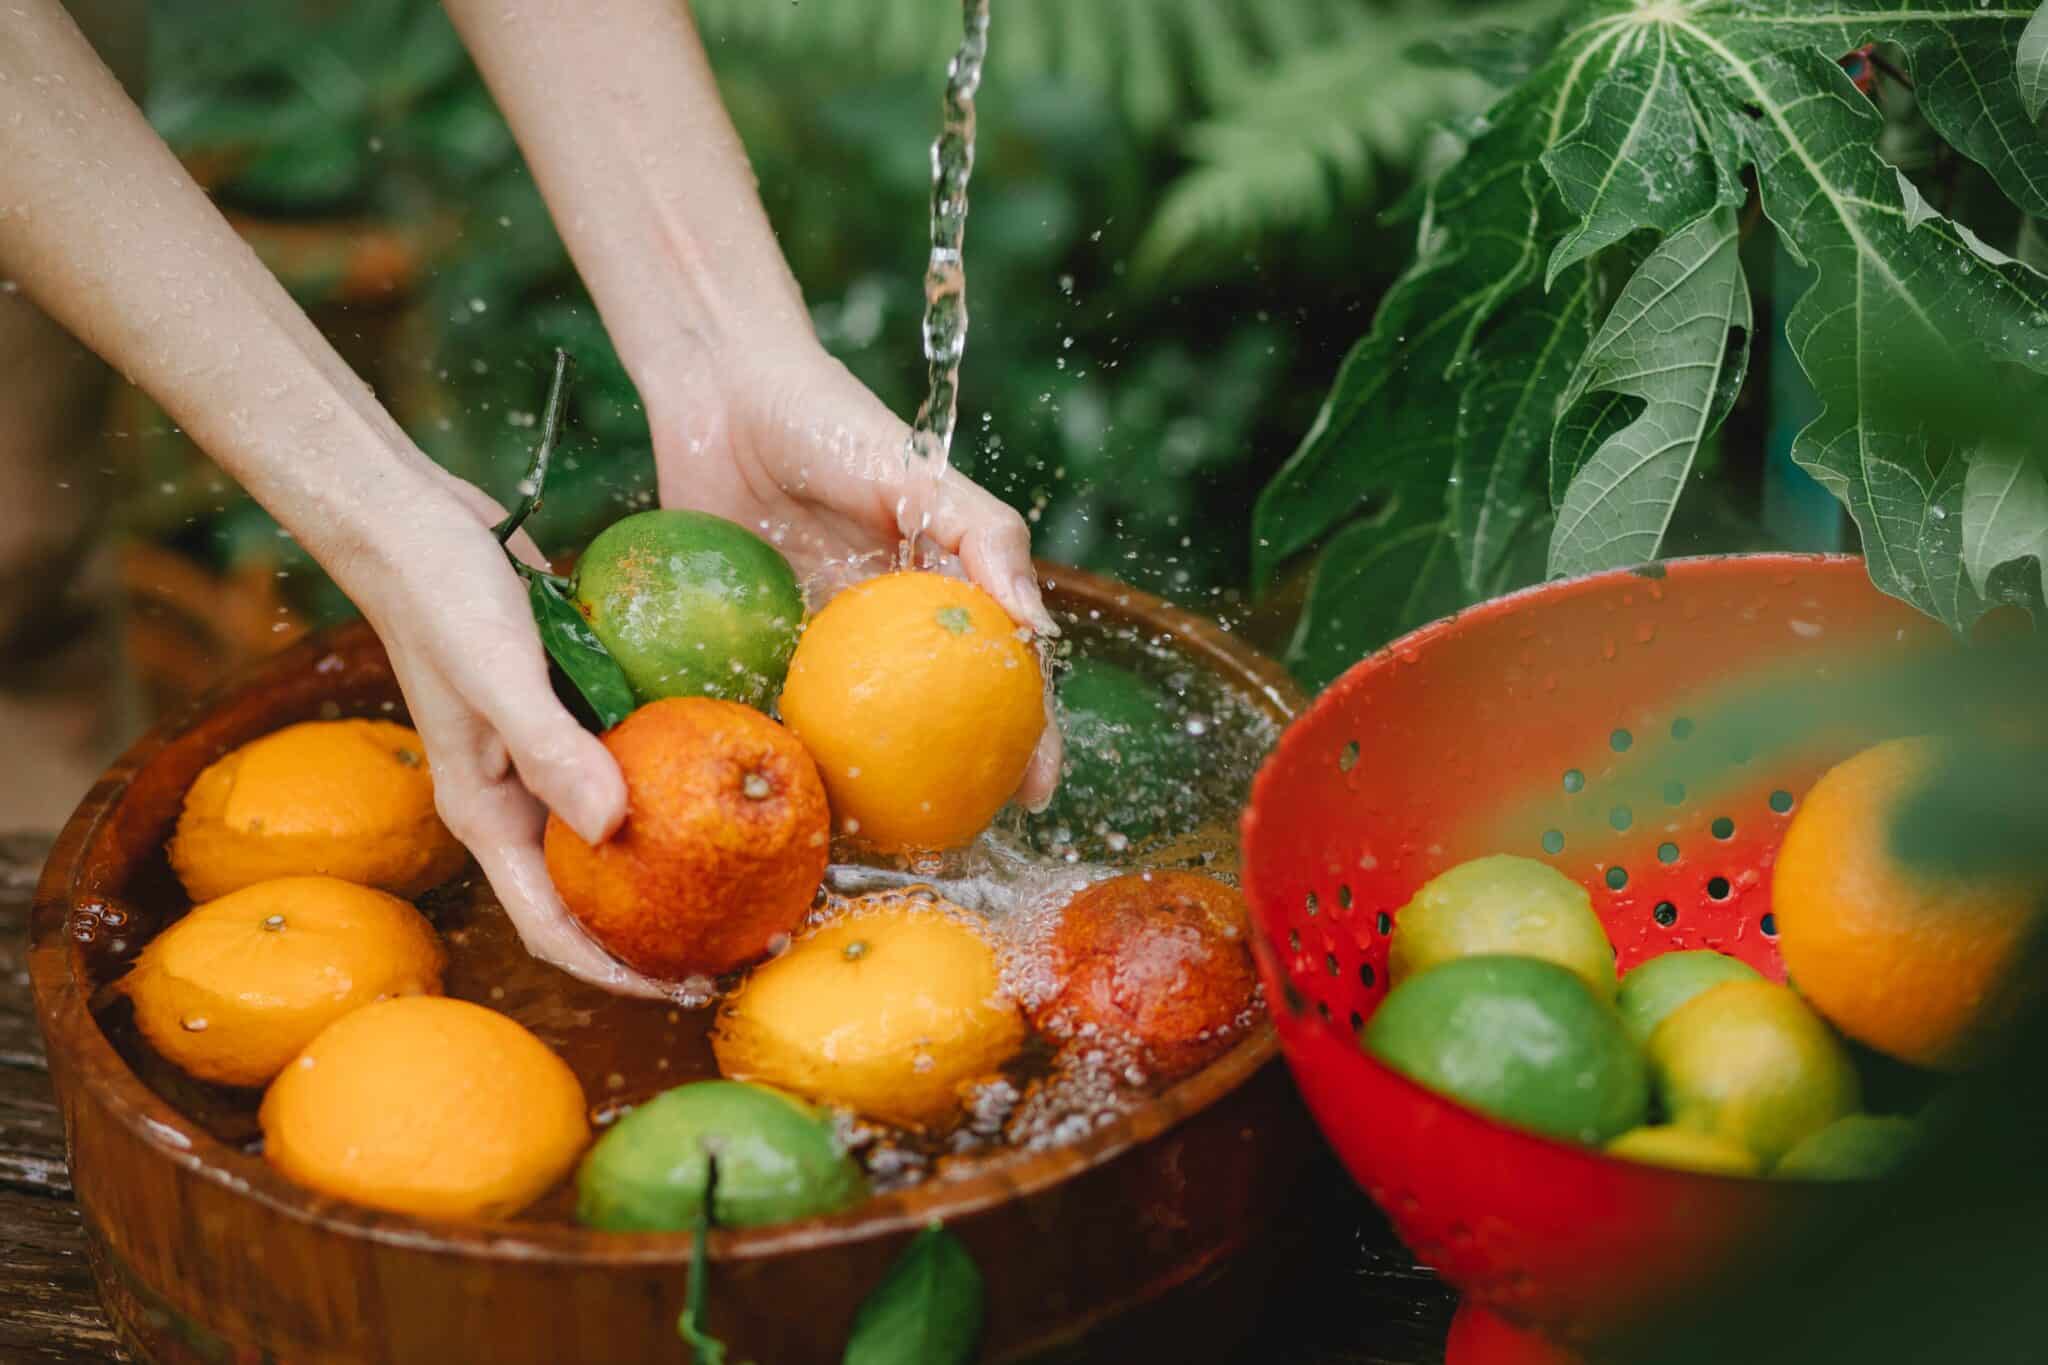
[0,1188,123,1362]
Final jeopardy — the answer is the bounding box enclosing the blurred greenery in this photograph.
[135,0,1504,629]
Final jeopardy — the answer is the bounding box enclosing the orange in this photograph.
[120,875,443,1088]
[777,572,1044,852]
[1773,737,2043,1069]
[169,718,467,902]
[544,697,829,980]
[260,995,588,1220]
[712,893,1027,1129]
[1032,871,1259,1081]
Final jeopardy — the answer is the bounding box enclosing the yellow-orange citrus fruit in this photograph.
[777,572,1044,852]
[712,894,1027,1129]
[1774,737,2043,1069]
[1032,871,1258,1081]
[260,996,588,1220]
[169,719,466,902]
[121,875,443,1088]
[544,697,829,979]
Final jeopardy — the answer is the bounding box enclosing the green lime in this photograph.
[1031,659,1196,845]
[1616,950,1763,1047]
[576,1080,867,1230]
[1775,1115,1923,1181]
[1389,855,1617,1001]
[1606,1124,1761,1176]
[1363,955,1648,1145]
[571,510,804,710]
[1648,980,1862,1166]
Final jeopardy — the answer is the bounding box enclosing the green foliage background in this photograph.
[135,0,1495,633]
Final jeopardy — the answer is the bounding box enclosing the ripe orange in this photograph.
[260,995,588,1220]
[169,718,467,902]
[777,572,1044,852]
[543,697,829,979]
[120,876,443,1088]
[1032,871,1259,1081]
[1773,737,2043,1069]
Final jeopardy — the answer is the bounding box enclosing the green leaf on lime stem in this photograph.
[678,1151,730,1365]
[841,1224,984,1365]
[518,564,634,732]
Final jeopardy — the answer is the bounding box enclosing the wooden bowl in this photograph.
[29,563,1316,1365]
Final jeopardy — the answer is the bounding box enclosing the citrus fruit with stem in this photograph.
[571,509,805,709]
[1615,949,1762,1047]
[1773,736,2045,1069]
[1647,979,1861,1166]
[1363,954,1648,1145]
[576,1079,866,1230]
[1389,855,1617,1001]
[777,571,1044,852]
[712,893,1026,1130]
[169,718,466,902]
[544,697,829,980]
[121,875,443,1088]
[1031,870,1257,1081]
[260,995,588,1220]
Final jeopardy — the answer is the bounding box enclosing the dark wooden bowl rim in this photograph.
[30,561,1305,1267]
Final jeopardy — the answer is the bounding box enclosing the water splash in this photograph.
[897,0,991,559]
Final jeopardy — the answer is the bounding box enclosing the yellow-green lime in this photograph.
[1390,855,1616,1000]
[1648,980,1861,1166]
[1775,1114,1923,1181]
[1606,1124,1761,1177]
[571,510,804,710]
[1363,954,1647,1145]
[575,1079,866,1230]
[1616,950,1763,1047]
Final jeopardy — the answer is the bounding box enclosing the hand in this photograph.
[645,339,1064,810]
[342,468,669,998]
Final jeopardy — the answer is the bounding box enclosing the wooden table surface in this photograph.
[0,832,1455,1365]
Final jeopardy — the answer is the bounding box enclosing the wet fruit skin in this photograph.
[1363,955,1648,1146]
[1032,659,1196,845]
[576,1080,867,1230]
[1031,871,1258,1082]
[544,697,830,980]
[1647,979,1862,1166]
[259,995,588,1221]
[169,718,467,902]
[777,571,1044,852]
[571,509,805,710]
[1773,736,2044,1070]
[1389,855,1617,1001]
[1605,1124,1761,1177]
[121,875,443,1088]
[1615,949,1762,1047]
[712,894,1027,1130]
[1774,1114,1922,1181]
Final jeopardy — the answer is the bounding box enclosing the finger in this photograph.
[455,787,669,1000]
[927,470,1057,636]
[430,467,552,570]
[1017,696,1063,812]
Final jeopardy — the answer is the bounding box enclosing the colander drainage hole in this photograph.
[1542,829,1565,854]
[1610,805,1633,832]
[1606,866,1629,890]
[1325,952,1340,978]
[1707,876,1732,900]
[1563,768,1586,794]
[1711,816,1735,840]
[1316,999,1332,1023]
[1375,911,1392,936]
[1654,901,1678,926]
[1760,912,1778,937]
[1611,729,1634,753]
[1671,716,1695,740]
[1338,883,1354,910]
[1349,1010,1365,1035]
[1664,780,1687,805]
[1339,740,1359,772]
[1657,842,1680,864]
[1769,789,1795,813]
[1289,929,1302,953]
[1306,890,1319,917]
[1358,962,1376,989]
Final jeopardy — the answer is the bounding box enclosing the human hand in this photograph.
[341,468,669,998]
[643,338,1064,810]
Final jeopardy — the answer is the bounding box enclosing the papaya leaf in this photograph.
[1549,209,1752,577]
[518,566,635,732]
[841,1224,983,1365]
[1963,448,2048,601]
[2023,1,2048,120]
[1283,509,1466,690]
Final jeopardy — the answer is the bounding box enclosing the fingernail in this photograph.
[1012,575,1058,636]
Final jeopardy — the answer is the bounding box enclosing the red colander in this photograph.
[1240,554,1953,1360]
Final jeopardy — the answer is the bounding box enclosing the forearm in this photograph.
[0,4,444,595]
[443,0,814,389]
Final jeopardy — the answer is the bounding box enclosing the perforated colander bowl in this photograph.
[1241,554,1953,1355]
